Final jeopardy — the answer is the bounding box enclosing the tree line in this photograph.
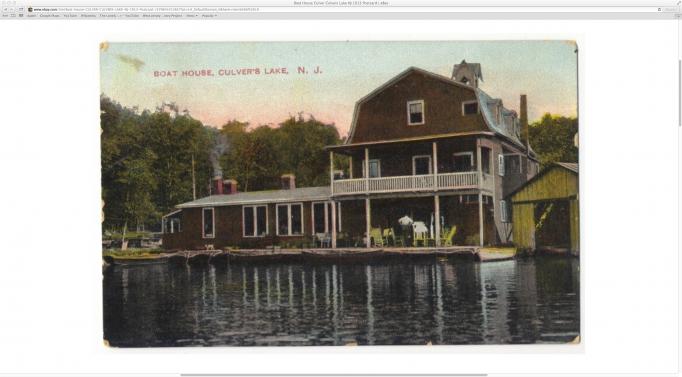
[528,113,579,167]
[101,95,343,235]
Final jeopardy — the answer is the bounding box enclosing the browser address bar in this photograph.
[28,6,671,13]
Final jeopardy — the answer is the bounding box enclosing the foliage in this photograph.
[101,97,344,236]
[528,113,579,167]
[101,96,212,233]
[220,113,343,192]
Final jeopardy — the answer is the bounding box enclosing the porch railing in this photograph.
[333,171,494,196]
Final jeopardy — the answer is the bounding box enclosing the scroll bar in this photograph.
[679,59,681,127]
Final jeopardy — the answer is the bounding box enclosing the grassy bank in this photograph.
[102,248,165,259]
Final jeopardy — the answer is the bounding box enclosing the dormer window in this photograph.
[407,100,425,125]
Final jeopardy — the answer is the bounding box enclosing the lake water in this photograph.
[103,256,580,347]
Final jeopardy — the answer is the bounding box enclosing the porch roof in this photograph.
[325,131,495,153]
[176,186,331,208]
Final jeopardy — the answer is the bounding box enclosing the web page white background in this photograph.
[0,17,678,375]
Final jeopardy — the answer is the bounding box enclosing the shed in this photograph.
[508,162,579,255]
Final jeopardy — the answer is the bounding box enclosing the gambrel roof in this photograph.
[345,66,530,151]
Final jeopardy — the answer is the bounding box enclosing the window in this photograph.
[243,205,268,237]
[312,202,341,234]
[481,148,491,174]
[498,154,505,176]
[504,154,522,174]
[171,218,181,233]
[407,100,424,125]
[462,101,478,115]
[202,208,214,238]
[313,202,326,234]
[291,204,302,235]
[277,203,304,236]
[453,152,474,172]
[500,200,510,223]
[363,159,381,178]
[412,155,432,175]
[163,217,181,234]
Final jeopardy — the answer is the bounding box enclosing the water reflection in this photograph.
[103,257,580,347]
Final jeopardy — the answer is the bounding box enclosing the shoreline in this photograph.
[102,246,525,266]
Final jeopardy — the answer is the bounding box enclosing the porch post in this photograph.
[433,141,441,247]
[365,198,371,248]
[364,147,370,193]
[331,201,337,248]
[330,151,335,196]
[477,140,484,246]
[434,194,441,247]
[349,155,353,179]
[432,141,438,189]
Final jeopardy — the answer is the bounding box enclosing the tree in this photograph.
[100,95,212,238]
[101,95,345,239]
[143,110,212,213]
[528,113,578,167]
[219,114,343,192]
[277,114,341,187]
[115,150,158,248]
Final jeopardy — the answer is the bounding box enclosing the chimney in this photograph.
[223,179,238,194]
[212,176,223,195]
[281,174,296,190]
[520,94,529,151]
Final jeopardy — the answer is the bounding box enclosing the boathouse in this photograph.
[508,162,579,255]
[162,61,541,251]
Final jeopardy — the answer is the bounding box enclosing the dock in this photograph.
[104,246,518,265]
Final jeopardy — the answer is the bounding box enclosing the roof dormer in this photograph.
[451,60,483,88]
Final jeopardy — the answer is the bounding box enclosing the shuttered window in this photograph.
[500,200,510,223]
[498,154,505,176]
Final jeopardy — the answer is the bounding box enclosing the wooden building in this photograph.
[162,61,540,250]
[508,162,579,255]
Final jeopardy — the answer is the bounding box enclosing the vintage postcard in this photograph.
[101,41,579,347]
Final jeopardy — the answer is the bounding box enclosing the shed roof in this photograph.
[555,162,578,174]
[507,162,579,200]
[176,186,331,208]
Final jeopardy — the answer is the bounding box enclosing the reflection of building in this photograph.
[478,260,514,341]
[163,61,539,250]
[508,162,579,255]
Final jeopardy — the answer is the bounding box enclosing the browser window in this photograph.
[0,0,679,376]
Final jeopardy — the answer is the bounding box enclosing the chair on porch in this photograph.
[385,227,405,247]
[412,222,434,247]
[440,226,458,246]
[382,228,392,245]
[370,228,385,247]
[315,233,331,248]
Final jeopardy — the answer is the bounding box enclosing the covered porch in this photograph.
[327,135,496,196]
[330,193,495,248]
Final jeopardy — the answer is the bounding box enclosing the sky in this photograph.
[100,41,577,136]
